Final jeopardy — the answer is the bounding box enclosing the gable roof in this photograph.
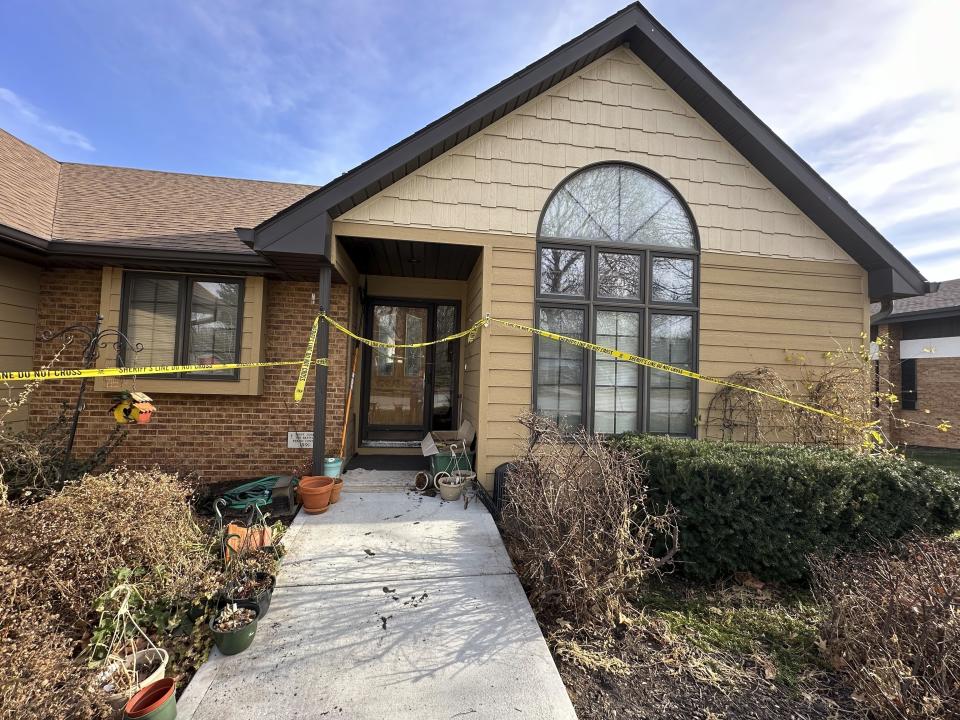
[0,130,316,271]
[250,2,930,300]
[0,129,60,239]
[872,278,960,324]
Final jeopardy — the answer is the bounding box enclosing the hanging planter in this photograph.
[210,601,260,656]
[95,647,169,712]
[298,476,334,514]
[436,472,464,502]
[224,571,276,619]
[91,585,169,712]
[122,677,176,720]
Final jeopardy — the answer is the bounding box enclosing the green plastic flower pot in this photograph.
[224,572,275,619]
[209,600,260,656]
[122,678,176,720]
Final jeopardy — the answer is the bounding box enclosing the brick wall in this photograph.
[878,323,960,450]
[30,267,350,483]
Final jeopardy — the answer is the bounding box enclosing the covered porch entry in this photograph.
[334,234,483,461]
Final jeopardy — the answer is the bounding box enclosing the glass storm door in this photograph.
[361,301,460,443]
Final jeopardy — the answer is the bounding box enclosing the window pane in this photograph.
[597,252,643,299]
[126,276,180,368]
[540,166,619,241]
[651,257,694,303]
[188,281,241,376]
[594,310,640,434]
[648,314,694,435]
[432,305,457,430]
[539,164,695,248]
[536,307,584,428]
[539,248,586,296]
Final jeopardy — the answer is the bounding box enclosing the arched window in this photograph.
[534,163,699,436]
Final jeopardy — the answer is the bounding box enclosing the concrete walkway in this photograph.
[178,488,577,719]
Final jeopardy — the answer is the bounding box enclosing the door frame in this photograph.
[359,297,461,444]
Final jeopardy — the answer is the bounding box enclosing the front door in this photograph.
[361,300,460,443]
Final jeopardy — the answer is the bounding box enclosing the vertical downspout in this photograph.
[313,265,332,472]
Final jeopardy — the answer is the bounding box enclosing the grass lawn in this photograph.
[906,446,960,473]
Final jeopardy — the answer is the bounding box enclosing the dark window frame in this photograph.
[533,161,700,437]
[900,358,917,411]
[119,271,245,381]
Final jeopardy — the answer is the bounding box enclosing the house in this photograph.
[873,280,960,450]
[0,3,932,486]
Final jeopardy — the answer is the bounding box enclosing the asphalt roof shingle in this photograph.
[872,279,960,319]
[0,129,60,239]
[52,163,316,253]
[0,129,317,253]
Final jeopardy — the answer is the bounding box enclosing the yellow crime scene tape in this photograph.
[2,311,872,430]
[314,313,871,430]
[319,312,486,349]
[488,317,873,429]
[293,315,321,402]
[0,359,328,384]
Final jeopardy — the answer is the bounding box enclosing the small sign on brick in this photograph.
[287,431,313,448]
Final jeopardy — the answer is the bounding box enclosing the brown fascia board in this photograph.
[0,228,285,275]
[872,306,960,326]
[250,2,930,300]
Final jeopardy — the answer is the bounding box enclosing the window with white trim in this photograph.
[534,163,699,435]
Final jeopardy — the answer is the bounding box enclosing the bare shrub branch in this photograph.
[811,536,960,720]
[501,413,678,625]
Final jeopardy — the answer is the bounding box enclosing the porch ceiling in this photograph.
[339,236,480,280]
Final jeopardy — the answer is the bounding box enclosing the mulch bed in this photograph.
[556,629,863,720]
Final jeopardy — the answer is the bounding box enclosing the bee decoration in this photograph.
[110,391,156,425]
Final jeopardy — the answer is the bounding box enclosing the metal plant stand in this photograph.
[39,313,142,479]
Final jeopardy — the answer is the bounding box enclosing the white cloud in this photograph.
[0,87,94,151]
[696,0,960,281]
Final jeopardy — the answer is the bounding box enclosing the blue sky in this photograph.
[2,0,957,280]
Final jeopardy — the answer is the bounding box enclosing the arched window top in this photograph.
[539,163,697,249]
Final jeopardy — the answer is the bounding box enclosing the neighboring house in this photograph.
[0,4,933,485]
[873,280,960,450]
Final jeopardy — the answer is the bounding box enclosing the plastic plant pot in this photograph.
[323,456,344,478]
[298,476,334,514]
[329,477,344,504]
[225,571,276,619]
[438,478,464,502]
[122,678,176,720]
[97,647,169,711]
[210,600,260,656]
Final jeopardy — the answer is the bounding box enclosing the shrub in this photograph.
[0,467,224,720]
[502,415,678,625]
[616,435,960,582]
[811,537,959,720]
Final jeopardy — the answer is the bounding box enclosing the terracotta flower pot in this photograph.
[122,678,176,720]
[329,477,344,504]
[299,476,334,514]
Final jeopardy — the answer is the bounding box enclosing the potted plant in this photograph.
[437,472,464,502]
[95,647,169,712]
[122,677,176,720]
[210,601,260,655]
[298,476,334,514]
[329,476,344,504]
[224,571,276,618]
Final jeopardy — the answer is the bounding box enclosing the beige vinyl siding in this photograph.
[340,46,854,266]
[480,245,535,483]
[0,259,41,431]
[697,252,870,433]
[94,267,267,395]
